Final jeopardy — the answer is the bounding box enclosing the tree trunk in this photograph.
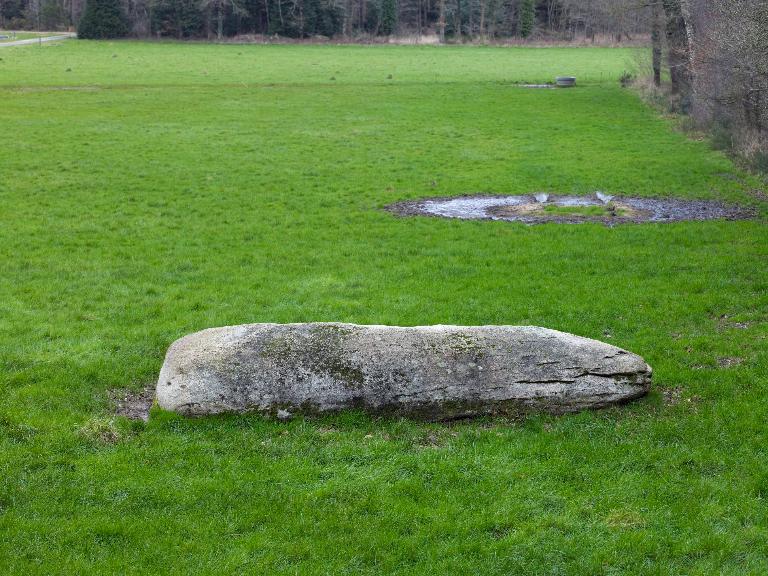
[455,0,461,38]
[417,0,421,36]
[652,1,662,87]
[217,1,223,40]
[479,0,485,38]
[468,0,473,37]
[662,0,693,103]
[438,0,445,42]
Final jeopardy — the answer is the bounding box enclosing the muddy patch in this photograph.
[661,386,702,407]
[717,356,744,368]
[386,194,754,225]
[110,385,155,421]
[517,83,556,89]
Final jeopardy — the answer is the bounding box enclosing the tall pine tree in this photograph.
[380,0,396,35]
[518,0,534,38]
[78,0,129,38]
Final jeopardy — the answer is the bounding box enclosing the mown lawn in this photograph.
[1,41,767,574]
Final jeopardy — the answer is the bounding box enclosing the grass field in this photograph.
[1,41,767,574]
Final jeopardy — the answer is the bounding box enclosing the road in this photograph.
[0,33,75,47]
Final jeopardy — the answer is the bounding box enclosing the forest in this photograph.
[2,0,650,41]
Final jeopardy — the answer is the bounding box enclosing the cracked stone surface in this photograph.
[157,324,651,419]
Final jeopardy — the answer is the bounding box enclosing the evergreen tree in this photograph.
[380,0,396,35]
[151,0,204,38]
[78,0,129,38]
[518,0,534,38]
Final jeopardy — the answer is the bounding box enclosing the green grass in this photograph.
[1,41,767,574]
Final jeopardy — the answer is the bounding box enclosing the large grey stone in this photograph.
[156,323,651,418]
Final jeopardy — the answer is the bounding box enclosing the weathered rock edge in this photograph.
[156,323,652,419]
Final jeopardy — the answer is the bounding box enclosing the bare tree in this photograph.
[687,0,767,137]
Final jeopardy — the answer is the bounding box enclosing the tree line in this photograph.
[2,0,651,41]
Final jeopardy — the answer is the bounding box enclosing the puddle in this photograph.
[387,194,754,225]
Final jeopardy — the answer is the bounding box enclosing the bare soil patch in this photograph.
[717,357,744,368]
[110,385,155,421]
